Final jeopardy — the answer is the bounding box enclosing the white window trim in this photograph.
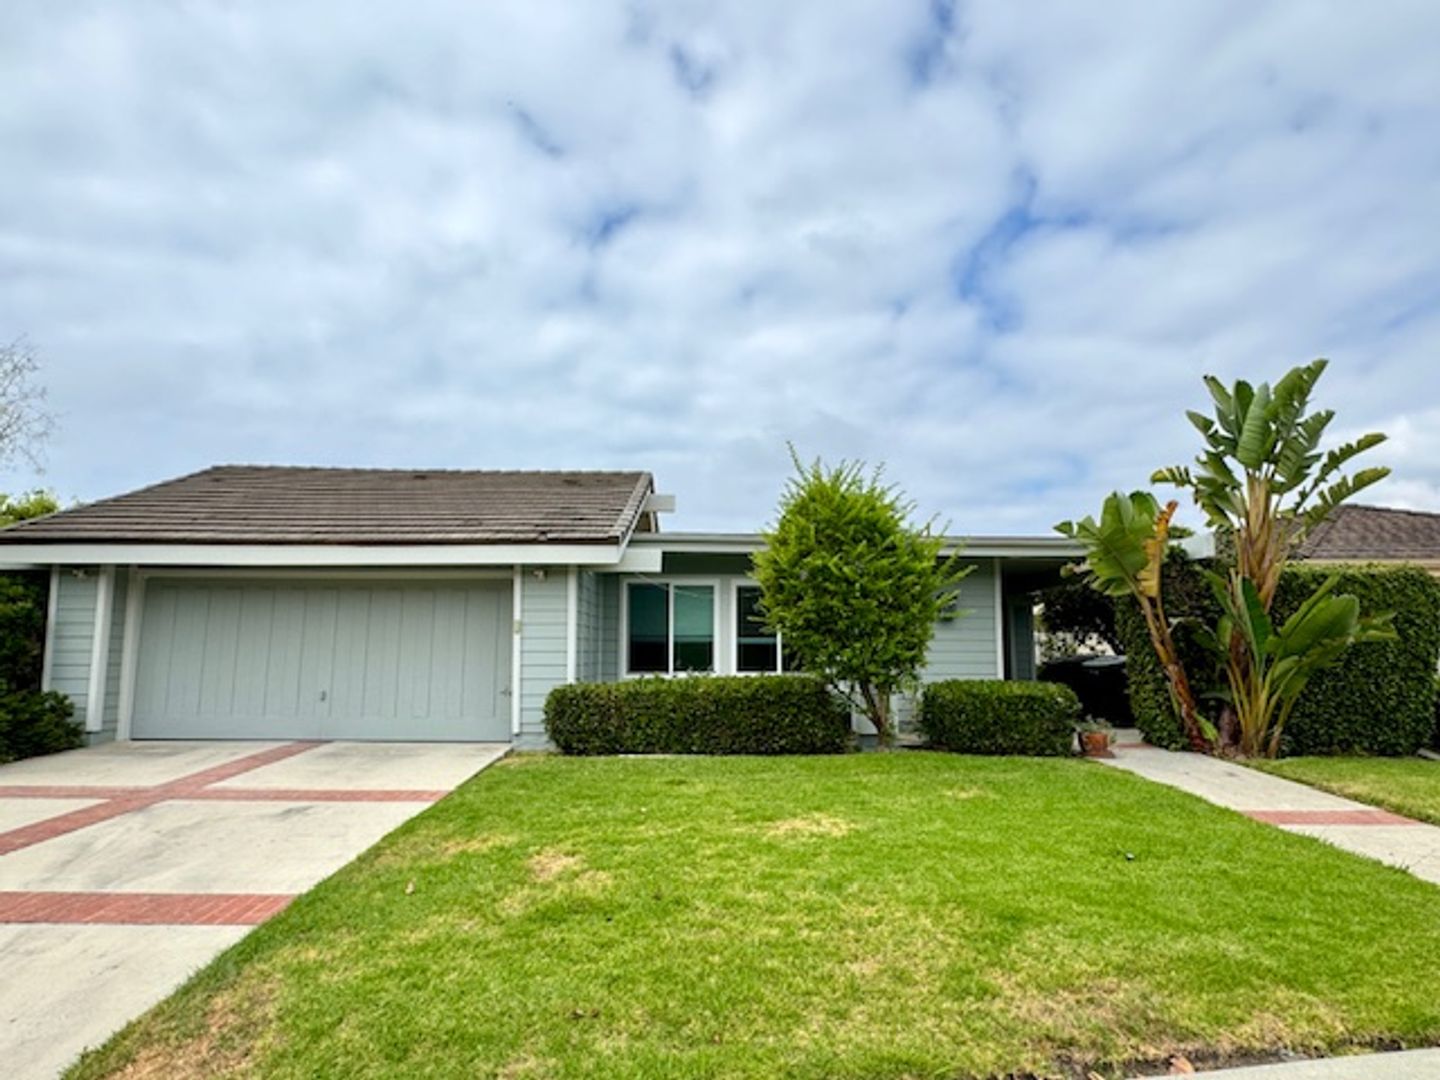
[729,579,785,676]
[619,576,723,677]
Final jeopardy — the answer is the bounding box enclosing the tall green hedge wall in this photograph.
[1118,561,1440,755]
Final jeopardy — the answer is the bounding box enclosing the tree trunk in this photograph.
[860,684,893,747]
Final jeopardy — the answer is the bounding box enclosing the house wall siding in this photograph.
[922,558,1002,681]
[48,568,98,718]
[575,570,601,683]
[517,566,569,746]
[45,566,130,744]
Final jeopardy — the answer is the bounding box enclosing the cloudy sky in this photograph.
[2,1,1438,535]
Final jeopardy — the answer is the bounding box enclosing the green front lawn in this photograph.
[1251,756,1440,826]
[72,754,1440,1080]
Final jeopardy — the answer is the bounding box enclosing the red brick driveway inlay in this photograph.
[0,741,324,857]
[1242,808,1421,826]
[0,891,294,925]
[185,788,447,803]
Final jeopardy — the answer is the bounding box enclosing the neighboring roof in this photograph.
[1297,504,1440,565]
[0,466,655,546]
[629,531,1084,559]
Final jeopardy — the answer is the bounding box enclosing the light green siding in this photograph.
[47,568,98,718]
[45,566,130,744]
[518,566,569,746]
[922,559,1002,681]
[597,574,620,682]
[576,570,602,683]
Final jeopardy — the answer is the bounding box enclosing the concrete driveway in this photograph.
[0,739,507,1079]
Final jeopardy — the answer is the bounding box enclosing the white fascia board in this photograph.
[611,547,664,572]
[626,533,1084,560]
[643,493,676,514]
[0,542,630,568]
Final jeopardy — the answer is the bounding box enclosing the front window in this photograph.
[735,584,795,673]
[626,582,715,675]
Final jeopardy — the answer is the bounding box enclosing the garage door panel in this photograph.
[132,579,512,741]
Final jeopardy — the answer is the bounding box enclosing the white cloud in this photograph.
[0,1,1437,533]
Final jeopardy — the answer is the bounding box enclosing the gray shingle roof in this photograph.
[0,466,655,546]
[1297,504,1440,563]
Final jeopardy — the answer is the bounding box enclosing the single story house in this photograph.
[1296,503,1440,577]
[0,466,1082,748]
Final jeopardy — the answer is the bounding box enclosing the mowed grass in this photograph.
[70,754,1440,1080]
[1252,756,1440,826]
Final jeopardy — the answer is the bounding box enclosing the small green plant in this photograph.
[753,450,971,746]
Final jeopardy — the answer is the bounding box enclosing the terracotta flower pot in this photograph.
[1078,730,1112,758]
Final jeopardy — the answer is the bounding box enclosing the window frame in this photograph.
[619,577,723,677]
[730,578,787,676]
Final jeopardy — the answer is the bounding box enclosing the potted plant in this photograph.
[1075,719,1114,758]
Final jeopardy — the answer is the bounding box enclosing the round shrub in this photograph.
[919,680,1081,756]
[544,675,853,755]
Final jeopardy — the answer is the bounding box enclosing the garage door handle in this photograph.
[500,688,513,697]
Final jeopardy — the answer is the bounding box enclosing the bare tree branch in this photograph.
[0,338,55,470]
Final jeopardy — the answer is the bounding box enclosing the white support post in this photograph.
[565,566,579,684]
[993,560,1007,680]
[116,568,145,741]
[85,565,116,733]
[511,566,523,736]
[40,566,59,691]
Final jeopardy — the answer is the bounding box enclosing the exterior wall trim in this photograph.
[40,565,58,691]
[0,542,631,569]
[565,566,579,684]
[993,560,1005,679]
[510,566,523,736]
[116,568,146,741]
[84,565,116,733]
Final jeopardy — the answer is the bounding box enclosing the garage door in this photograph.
[132,578,512,741]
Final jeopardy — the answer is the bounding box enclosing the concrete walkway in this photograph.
[0,739,507,1080]
[1175,1048,1440,1077]
[1102,731,1440,886]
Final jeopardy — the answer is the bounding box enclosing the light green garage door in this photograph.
[132,578,512,741]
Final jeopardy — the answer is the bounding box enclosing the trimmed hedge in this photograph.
[544,675,852,755]
[0,690,81,764]
[1119,561,1440,756]
[919,680,1081,756]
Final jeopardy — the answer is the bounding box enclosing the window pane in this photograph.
[628,583,669,673]
[673,584,714,672]
[735,585,779,673]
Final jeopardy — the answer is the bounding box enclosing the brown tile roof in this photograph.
[1297,504,1440,564]
[0,466,655,546]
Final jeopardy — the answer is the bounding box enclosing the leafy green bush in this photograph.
[1120,562,1440,756]
[544,675,852,755]
[0,690,81,764]
[0,571,47,692]
[919,680,1081,756]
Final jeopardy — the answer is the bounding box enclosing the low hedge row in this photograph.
[544,675,852,755]
[1119,561,1440,755]
[919,679,1081,756]
[0,690,81,764]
